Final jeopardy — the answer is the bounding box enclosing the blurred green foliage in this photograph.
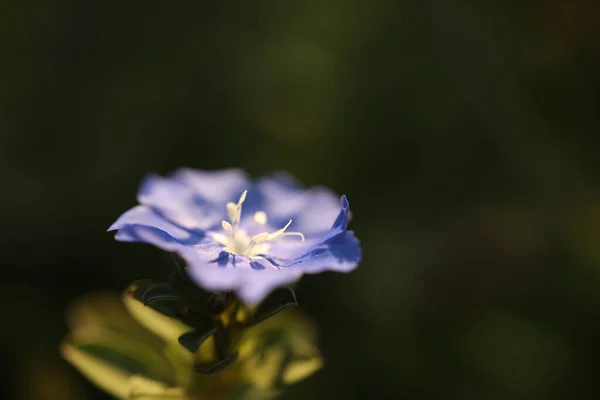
[2,0,600,399]
[60,290,321,399]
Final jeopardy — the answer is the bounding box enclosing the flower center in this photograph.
[217,190,304,257]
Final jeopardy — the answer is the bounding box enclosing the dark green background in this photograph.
[2,1,600,399]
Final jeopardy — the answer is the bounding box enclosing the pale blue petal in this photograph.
[256,174,340,236]
[236,269,302,305]
[173,168,250,205]
[294,230,361,273]
[108,205,204,244]
[136,174,223,231]
[186,260,301,305]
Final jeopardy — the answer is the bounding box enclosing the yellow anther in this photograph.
[226,202,237,222]
[238,190,247,205]
[221,221,233,235]
[253,211,268,225]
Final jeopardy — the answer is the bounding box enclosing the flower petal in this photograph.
[293,195,361,273]
[173,168,250,205]
[236,270,302,305]
[186,261,302,306]
[256,174,340,235]
[265,195,354,260]
[137,171,234,231]
[108,205,203,245]
[112,225,208,257]
[295,231,362,274]
[125,169,251,242]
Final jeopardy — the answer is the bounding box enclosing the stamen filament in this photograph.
[232,190,247,227]
[220,190,305,257]
[282,232,305,241]
[266,220,293,241]
[226,203,237,223]
[251,232,270,243]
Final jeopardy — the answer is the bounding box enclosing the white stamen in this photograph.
[283,232,305,241]
[253,211,268,225]
[230,190,248,226]
[221,221,233,235]
[267,220,293,241]
[219,190,305,257]
[226,202,237,222]
[238,190,247,204]
[251,232,270,243]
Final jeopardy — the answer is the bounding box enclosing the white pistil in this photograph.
[219,190,304,257]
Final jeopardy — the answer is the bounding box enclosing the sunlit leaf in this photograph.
[282,353,324,385]
[237,310,323,390]
[140,282,180,306]
[127,279,185,318]
[194,351,239,375]
[178,324,217,354]
[230,385,281,400]
[62,291,322,400]
[65,292,178,385]
[66,292,163,346]
[60,342,131,400]
[242,348,286,389]
[238,288,298,326]
[124,282,192,342]
[127,375,186,399]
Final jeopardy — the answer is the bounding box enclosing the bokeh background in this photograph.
[2,1,600,399]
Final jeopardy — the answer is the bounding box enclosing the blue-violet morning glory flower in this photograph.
[109,168,361,305]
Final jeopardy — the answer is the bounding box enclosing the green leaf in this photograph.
[194,351,239,375]
[141,282,179,306]
[127,375,186,399]
[61,342,132,400]
[242,288,298,326]
[123,287,192,343]
[127,280,184,318]
[63,293,179,384]
[75,344,151,377]
[236,310,323,390]
[170,272,229,316]
[177,323,217,354]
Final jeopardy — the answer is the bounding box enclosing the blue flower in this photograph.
[109,168,361,305]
